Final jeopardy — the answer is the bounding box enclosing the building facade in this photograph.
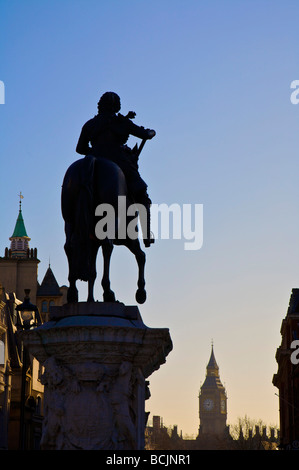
[0,200,67,449]
[273,288,299,449]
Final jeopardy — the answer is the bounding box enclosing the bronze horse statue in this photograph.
[61,153,147,305]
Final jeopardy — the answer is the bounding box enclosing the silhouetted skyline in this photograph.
[1,0,299,434]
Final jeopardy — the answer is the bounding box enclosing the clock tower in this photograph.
[198,344,228,436]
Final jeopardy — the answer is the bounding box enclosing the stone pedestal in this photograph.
[21,302,172,450]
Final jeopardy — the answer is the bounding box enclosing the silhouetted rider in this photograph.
[76,91,155,247]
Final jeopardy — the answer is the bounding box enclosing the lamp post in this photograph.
[16,289,41,450]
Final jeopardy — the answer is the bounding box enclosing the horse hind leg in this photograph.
[64,240,79,303]
[101,240,116,302]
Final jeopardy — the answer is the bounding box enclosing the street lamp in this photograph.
[16,289,41,450]
[16,289,41,331]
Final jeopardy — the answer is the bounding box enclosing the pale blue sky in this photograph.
[1,0,299,435]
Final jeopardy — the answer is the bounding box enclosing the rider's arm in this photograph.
[128,120,155,140]
[76,123,92,155]
[118,114,155,140]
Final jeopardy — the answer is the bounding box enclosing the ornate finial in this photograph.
[18,191,24,211]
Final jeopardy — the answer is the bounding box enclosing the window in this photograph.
[0,340,5,365]
[17,239,23,250]
[41,301,48,313]
[38,362,44,381]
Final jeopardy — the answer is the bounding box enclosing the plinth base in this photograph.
[22,302,172,450]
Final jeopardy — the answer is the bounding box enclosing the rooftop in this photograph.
[37,266,62,297]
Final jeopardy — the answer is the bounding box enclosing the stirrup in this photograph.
[144,231,155,248]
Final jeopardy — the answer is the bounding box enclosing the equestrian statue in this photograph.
[61,92,156,304]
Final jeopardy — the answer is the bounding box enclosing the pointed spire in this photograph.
[11,192,29,239]
[207,343,218,369]
[8,193,31,258]
[200,342,225,392]
[11,209,29,238]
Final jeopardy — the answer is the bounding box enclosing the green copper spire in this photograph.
[11,210,29,238]
[11,192,29,238]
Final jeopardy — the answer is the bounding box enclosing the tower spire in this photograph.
[9,193,30,257]
[206,342,219,376]
[18,191,24,211]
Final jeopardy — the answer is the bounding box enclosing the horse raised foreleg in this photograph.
[125,239,146,304]
[101,240,116,302]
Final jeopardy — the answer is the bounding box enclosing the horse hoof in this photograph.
[103,290,116,302]
[136,289,147,304]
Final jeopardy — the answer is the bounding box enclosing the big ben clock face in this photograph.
[203,398,214,411]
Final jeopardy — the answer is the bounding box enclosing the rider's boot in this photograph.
[135,191,155,248]
[143,201,155,248]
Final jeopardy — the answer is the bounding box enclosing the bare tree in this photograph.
[229,415,279,450]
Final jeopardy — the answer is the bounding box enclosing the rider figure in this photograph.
[76,92,155,247]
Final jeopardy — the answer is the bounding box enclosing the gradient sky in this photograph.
[1,0,299,436]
